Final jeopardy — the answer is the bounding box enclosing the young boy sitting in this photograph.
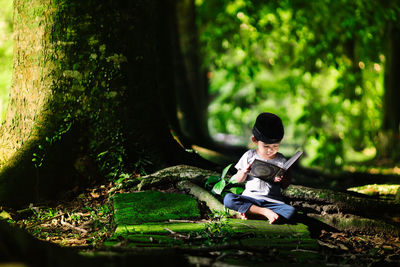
[223,112,296,224]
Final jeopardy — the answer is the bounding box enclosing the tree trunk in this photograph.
[378,23,400,161]
[174,0,211,146]
[0,0,212,208]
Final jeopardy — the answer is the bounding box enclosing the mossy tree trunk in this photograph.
[0,0,211,208]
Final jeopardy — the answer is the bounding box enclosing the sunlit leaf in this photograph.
[205,175,221,187]
[229,187,244,194]
[0,210,12,220]
[221,163,232,180]
[212,179,226,195]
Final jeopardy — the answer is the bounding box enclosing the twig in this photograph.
[163,227,190,239]
[290,249,319,254]
[60,215,88,234]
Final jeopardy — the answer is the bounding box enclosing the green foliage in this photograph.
[31,207,58,221]
[205,164,244,197]
[32,111,73,168]
[202,213,233,245]
[197,0,396,170]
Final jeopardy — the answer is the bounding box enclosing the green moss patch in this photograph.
[113,191,201,225]
[112,219,317,252]
[114,221,206,236]
[114,218,311,238]
[228,219,310,236]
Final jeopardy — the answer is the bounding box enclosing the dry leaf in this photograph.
[90,192,100,198]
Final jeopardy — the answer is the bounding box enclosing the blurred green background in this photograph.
[196,0,399,173]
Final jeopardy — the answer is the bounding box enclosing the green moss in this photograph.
[114,218,311,237]
[227,219,310,236]
[113,191,201,225]
[112,219,317,252]
[114,221,206,236]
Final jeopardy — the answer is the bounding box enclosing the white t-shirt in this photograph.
[235,149,287,204]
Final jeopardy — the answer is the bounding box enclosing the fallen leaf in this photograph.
[90,192,100,198]
[337,243,349,251]
[331,232,346,239]
[392,217,400,223]
[0,210,12,220]
[318,240,339,249]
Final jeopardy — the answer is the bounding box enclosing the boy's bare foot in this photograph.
[263,208,279,224]
[247,205,279,224]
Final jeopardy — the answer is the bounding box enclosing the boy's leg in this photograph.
[223,193,279,224]
[223,193,253,214]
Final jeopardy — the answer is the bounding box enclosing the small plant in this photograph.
[205,164,244,197]
[202,212,235,245]
[70,213,81,222]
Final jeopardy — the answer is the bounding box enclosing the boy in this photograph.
[223,112,296,224]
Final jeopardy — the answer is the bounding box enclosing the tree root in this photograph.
[283,185,400,217]
[307,213,400,235]
[177,180,240,217]
[136,165,218,191]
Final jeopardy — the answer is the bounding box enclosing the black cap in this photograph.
[252,112,284,144]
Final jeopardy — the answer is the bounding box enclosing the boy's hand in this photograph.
[235,163,252,183]
[238,163,252,175]
[273,175,283,183]
[244,163,252,173]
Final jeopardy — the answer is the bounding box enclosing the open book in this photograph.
[249,151,303,183]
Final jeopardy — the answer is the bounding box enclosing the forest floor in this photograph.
[2,179,400,266]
